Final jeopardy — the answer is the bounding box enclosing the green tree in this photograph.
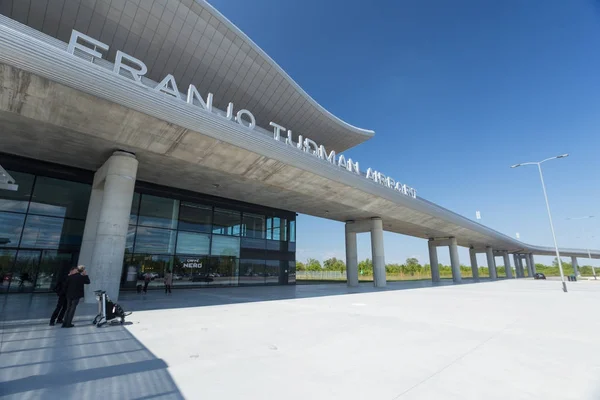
[323,257,346,272]
[306,258,322,271]
[358,258,373,275]
[296,261,306,271]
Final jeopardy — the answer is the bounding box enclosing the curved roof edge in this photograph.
[201,0,375,142]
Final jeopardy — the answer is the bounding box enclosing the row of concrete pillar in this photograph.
[344,221,554,287]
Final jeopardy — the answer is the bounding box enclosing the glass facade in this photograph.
[124,192,296,289]
[0,171,90,292]
[1,156,297,292]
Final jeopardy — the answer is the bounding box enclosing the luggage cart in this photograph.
[93,290,131,327]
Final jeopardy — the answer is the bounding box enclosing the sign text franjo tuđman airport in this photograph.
[66,30,417,198]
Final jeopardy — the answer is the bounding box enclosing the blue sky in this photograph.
[208,0,600,267]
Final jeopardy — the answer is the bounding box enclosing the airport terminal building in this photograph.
[0,0,598,302]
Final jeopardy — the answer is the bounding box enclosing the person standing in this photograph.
[49,269,72,326]
[143,272,151,293]
[164,270,173,294]
[62,265,90,328]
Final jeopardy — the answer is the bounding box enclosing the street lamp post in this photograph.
[511,154,569,293]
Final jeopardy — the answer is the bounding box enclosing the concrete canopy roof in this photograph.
[0,0,374,153]
[0,17,598,261]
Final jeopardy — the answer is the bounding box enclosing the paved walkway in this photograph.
[1,279,599,399]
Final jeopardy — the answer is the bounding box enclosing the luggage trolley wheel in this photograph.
[92,314,101,325]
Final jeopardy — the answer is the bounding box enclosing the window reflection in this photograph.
[211,235,240,257]
[134,226,176,254]
[138,195,179,229]
[179,202,212,233]
[0,171,34,213]
[265,260,280,284]
[0,212,25,247]
[130,192,141,225]
[28,176,90,219]
[0,249,17,292]
[242,213,265,238]
[212,208,240,236]
[131,254,174,289]
[20,215,84,250]
[239,259,265,285]
[290,220,296,242]
[176,231,210,255]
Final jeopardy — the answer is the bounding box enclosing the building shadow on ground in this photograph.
[0,322,184,400]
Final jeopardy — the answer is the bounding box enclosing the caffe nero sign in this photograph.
[66,30,417,199]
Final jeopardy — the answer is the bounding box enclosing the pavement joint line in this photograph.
[390,316,522,400]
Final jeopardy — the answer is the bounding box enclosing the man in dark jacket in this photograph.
[49,269,72,326]
[62,265,91,328]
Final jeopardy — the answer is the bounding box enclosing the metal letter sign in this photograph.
[65,30,417,199]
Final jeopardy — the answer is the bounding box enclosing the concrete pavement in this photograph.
[2,279,600,399]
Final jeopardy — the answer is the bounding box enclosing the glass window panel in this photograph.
[211,235,240,257]
[289,242,296,252]
[133,226,176,254]
[174,255,210,286]
[0,171,34,213]
[266,218,272,240]
[130,192,141,225]
[266,240,283,252]
[0,212,25,248]
[176,231,210,255]
[35,250,75,292]
[131,254,174,288]
[0,249,17,292]
[265,260,280,284]
[20,215,85,250]
[8,250,40,292]
[239,259,265,285]
[290,220,296,242]
[206,256,238,286]
[272,217,281,241]
[212,208,241,236]
[241,237,266,250]
[281,218,287,241]
[138,194,179,229]
[288,260,296,284]
[241,213,265,238]
[125,225,136,255]
[28,176,91,219]
[179,202,212,233]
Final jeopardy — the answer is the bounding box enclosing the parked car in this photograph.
[533,272,546,280]
[173,274,183,280]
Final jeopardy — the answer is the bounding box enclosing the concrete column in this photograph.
[428,239,440,283]
[448,237,461,283]
[370,218,386,288]
[524,254,533,277]
[571,256,579,277]
[513,254,522,278]
[529,254,536,274]
[503,251,513,279]
[80,151,138,303]
[486,246,497,280]
[469,248,479,282]
[345,222,359,287]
